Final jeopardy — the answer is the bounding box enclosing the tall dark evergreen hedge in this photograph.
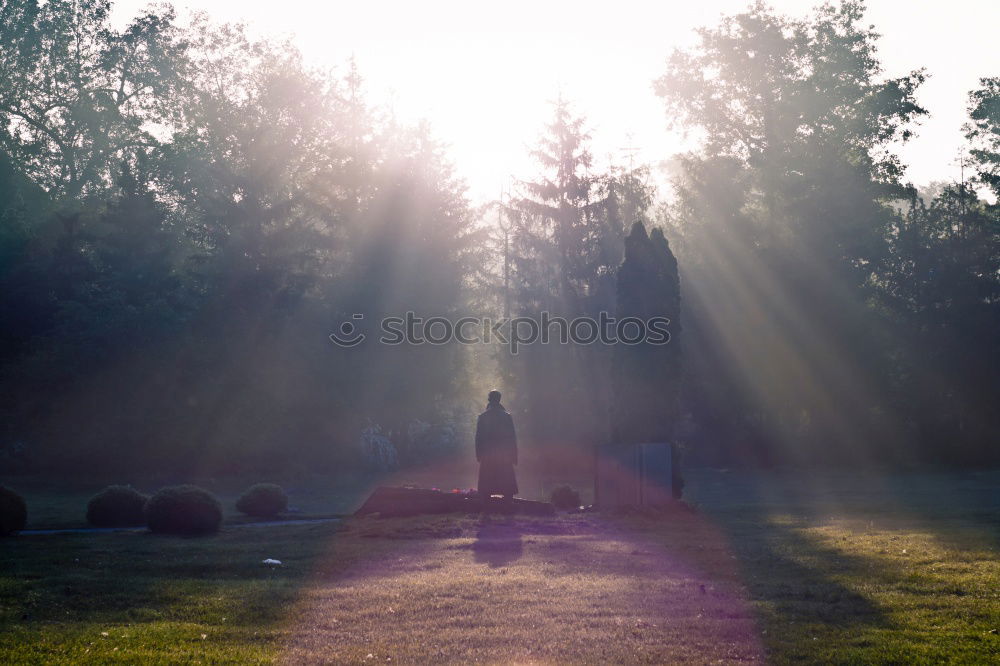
[611,222,681,445]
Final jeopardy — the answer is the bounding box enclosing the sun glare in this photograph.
[105,0,1000,203]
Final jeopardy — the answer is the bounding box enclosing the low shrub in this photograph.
[235,483,288,518]
[550,484,582,510]
[0,486,27,536]
[145,485,223,536]
[86,485,149,527]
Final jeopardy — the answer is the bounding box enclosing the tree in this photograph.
[505,97,598,314]
[336,118,480,434]
[0,6,480,475]
[655,1,927,463]
[879,184,1000,464]
[0,0,186,199]
[500,100,656,467]
[0,148,51,373]
[162,19,340,300]
[967,77,1000,199]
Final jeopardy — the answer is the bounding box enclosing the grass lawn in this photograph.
[1,469,998,663]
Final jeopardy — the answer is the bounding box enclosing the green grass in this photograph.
[0,523,331,663]
[1,469,998,663]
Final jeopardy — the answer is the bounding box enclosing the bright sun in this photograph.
[110,0,698,201]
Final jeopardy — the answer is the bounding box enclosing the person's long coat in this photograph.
[475,403,518,497]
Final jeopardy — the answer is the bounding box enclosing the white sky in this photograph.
[113,0,1000,203]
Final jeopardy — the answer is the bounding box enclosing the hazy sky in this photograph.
[113,0,1000,203]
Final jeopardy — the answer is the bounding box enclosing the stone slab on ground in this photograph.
[354,486,555,517]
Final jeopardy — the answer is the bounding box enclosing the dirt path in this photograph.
[279,513,765,664]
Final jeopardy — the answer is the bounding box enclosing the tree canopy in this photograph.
[0,0,997,473]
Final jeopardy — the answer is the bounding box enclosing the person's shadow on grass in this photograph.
[473,515,525,567]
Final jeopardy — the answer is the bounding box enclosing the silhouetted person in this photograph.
[475,390,518,509]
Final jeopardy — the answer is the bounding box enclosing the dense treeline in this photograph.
[494,1,999,468]
[0,0,997,474]
[0,0,479,474]
[655,2,1000,465]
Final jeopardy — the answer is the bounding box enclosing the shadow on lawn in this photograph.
[607,510,891,650]
[0,524,337,631]
[718,513,889,629]
[472,515,525,567]
[686,467,1000,653]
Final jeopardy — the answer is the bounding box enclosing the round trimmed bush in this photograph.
[86,485,149,527]
[550,484,582,510]
[0,486,27,536]
[145,485,223,536]
[235,483,288,518]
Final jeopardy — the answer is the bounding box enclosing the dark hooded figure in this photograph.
[475,390,518,503]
